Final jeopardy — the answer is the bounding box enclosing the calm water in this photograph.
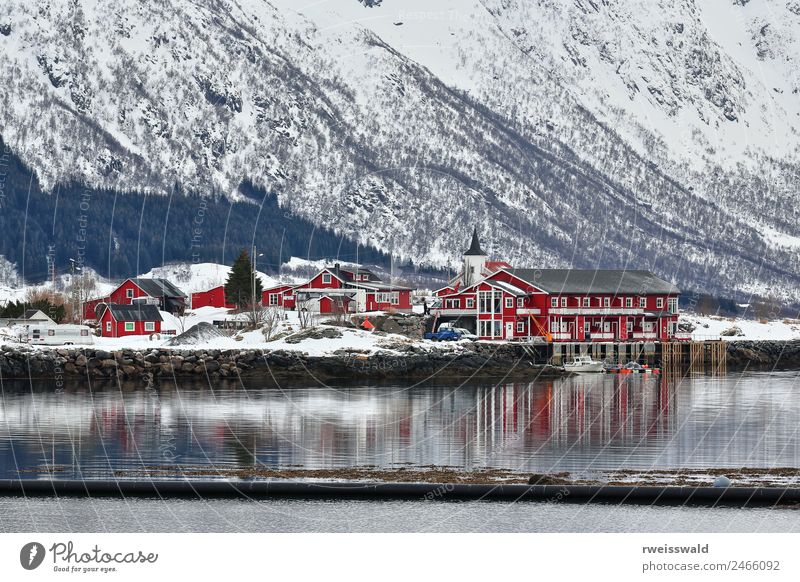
[2,497,799,533]
[1,371,799,479]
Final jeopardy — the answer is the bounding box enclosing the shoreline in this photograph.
[0,342,570,382]
[2,339,800,383]
[2,477,799,507]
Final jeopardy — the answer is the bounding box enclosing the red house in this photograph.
[190,285,236,310]
[96,304,163,338]
[262,264,413,314]
[432,231,686,342]
[84,278,187,320]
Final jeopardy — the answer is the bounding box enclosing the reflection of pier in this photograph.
[472,377,676,467]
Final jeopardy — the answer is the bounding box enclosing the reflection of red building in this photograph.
[433,230,685,342]
[262,264,413,314]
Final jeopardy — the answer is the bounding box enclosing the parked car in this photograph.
[26,325,95,346]
[424,328,462,341]
[450,327,478,341]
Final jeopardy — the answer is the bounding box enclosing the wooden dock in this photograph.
[544,340,727,374]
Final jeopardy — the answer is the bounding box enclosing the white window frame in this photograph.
[560,297,567,307]
[144,321,155,332]
[516,321,525,333]
[322,273,332,284]
[505,297,513,309]
[656,297,664,309]
[625,297,632,308]
[626,320,633,333]
[269,293,279,306]
[639,297,646,308]
[126,288,134,298]
[105,321,111,332]
[465,298,475,309]
[668,297,678,314]
[124,322,135,332]
[391,292,399,305]
[603,297,610,308]
[603,320,610,333]
[517,297,524,308]
[551,297,558,308]
[583,297,590,307]
[583,321,590,332]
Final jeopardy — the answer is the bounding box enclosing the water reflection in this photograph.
[1,372,799,479]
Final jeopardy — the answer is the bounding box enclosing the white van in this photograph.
[27,325,95,346]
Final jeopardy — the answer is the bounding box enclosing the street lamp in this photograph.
[252,246,264,323]
[68,258,82,323]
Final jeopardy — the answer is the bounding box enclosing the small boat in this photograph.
[605,361,661,375]
[564,355,605,373]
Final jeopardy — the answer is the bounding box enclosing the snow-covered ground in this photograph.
[682,314,800,341]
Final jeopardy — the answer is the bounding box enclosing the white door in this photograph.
[505,322,514,339]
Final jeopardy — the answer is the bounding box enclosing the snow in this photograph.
[682,314,800,341]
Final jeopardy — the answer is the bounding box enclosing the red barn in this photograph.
[84,278,186,320]
[96,304,163,338]
[262,264,413,314]
[190,285,235,310]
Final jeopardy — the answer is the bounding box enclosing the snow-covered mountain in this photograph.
[1,0,799,304]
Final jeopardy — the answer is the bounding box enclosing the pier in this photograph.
[526,340,728,374]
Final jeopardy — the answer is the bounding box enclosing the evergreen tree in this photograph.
[225,249,262,309]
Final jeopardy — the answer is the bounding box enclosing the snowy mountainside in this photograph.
[0,0,798,304]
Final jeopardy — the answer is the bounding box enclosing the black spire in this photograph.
[463,228,486,256]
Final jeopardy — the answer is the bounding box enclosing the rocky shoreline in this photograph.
[0,341,567,384]
[726,340,800,370]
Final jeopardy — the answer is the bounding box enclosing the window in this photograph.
[478,291,502,313]
[126,288,134,298]
[639,297,646,308]
[625,297,633,308]
[124,322,135,332]
[105,322,111,332]
[269,294,279,306]
[478,320,501,337]
[466,298,475,309]
[322,273,332,284]
[505,297,513,309]
[626,321,633,333]
[583,297,590,307]
[560,297,567,307]
[668,298,678,314]
[391,292,399,305]
[445,298,459,309]
[656,298,664,309]
[145,322,155,332]
[81,329,89,336]
[551,297,558,308]
[48,329,55,336]
[603,321,610,333]
[516,321,525,333]
[584,321,590,332]
[517,297,524,308]
[603,297,610,308]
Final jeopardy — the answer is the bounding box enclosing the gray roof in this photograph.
[335,265,382,283]
[505,269,680,295]
[463,228,486,256]
[105,303,163,322]
[129,278,187,298]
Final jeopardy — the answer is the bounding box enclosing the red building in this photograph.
[84,278,187,320]
[262,264,413,314]
[433,230,686,343]
[96,304,163,338]
[190,285,235,310]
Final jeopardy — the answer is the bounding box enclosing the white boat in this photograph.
[563,355,605,373]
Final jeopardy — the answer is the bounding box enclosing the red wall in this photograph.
[366,290,412,311]
[99,310,162,337]
[191,286,235,309]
